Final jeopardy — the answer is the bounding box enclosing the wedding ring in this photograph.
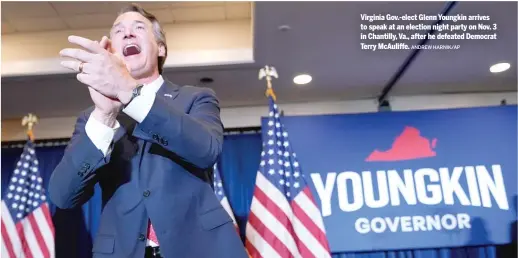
[78,62,84,73]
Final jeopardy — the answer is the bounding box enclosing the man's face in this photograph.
[110,12,164,78]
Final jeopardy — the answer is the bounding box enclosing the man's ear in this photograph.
[158,44,166,57]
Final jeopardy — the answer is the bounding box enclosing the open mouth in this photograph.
[123,44,141,57]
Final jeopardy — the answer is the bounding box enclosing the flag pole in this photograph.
[258,65,278,101]
[22,113,38,141]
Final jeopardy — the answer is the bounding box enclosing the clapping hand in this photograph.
[60,35,135,126]
[60,35,136,100]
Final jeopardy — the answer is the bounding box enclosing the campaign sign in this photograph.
[262,106,517,252]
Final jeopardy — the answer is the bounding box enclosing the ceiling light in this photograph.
[490,62,510,73]
[293,74,312,85]
[278,25,291,31]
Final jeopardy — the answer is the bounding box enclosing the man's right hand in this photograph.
[89,36,122,128]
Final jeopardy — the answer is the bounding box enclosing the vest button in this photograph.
[143,190,150,197]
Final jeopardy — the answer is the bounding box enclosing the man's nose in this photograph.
[123,28,135,39]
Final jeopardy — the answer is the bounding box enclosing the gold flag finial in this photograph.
[22,113,38,141]
[259,65,278,101]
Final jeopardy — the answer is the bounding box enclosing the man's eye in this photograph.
[115,29,123,34]
[137,26,145,30]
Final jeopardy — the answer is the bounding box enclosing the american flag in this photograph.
[245,96,331,258]
[1,140,55,258]
[213,164,239,230]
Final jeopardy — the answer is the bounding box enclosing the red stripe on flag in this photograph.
[27,211,50,258]
[291,226,314,258]
[248,212,294,258]
[253,186,313,256]
[41,204,54,235]
[16,222,34,258]
[254,187,297,237]
[301,188,331,251]
[245,238,262,258]
[292,198,330,252]
[302,188,317,205]
[1,219,16,258]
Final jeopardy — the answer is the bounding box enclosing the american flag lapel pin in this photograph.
[164,94,173,98]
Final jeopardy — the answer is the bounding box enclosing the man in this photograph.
[48,4,248,258]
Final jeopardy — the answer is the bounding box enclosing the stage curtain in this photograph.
[1,133,510,258]
[217,133,263,239]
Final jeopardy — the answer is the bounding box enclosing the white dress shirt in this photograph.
[85,75,165,156]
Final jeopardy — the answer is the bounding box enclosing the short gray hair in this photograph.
[118,4,167,74]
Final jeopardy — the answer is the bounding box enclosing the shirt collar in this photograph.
[141,75,164,95]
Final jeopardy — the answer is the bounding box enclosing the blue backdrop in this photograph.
[1,108,516,258]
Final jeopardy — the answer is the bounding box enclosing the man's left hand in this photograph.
[60,35,136,102]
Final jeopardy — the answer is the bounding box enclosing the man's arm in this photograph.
[123,87,223,169]
[48,110,113,209]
